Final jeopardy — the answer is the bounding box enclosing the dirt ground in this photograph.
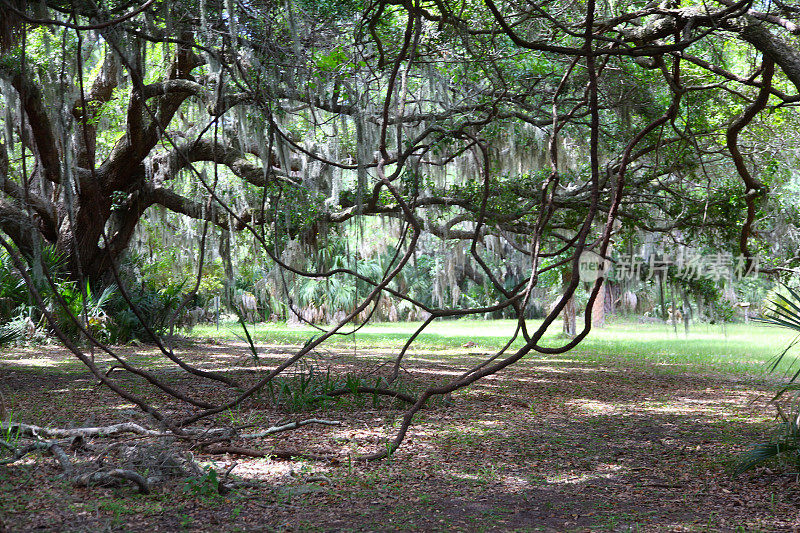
[0,339,798,532]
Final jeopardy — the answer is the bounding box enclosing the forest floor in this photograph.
[1,321,799,532]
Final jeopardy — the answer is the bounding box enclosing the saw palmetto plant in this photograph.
[733,285,800,476]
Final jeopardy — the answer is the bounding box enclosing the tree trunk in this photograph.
[671,280,678,334]
[591,280,605,328]
[562,269,576,337]
[681,287,691,334]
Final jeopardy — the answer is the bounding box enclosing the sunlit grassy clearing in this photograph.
[570,321,800,375]
[190,319,800,376]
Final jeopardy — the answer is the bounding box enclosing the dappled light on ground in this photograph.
[2,321,800,531]
[3,358,60,368]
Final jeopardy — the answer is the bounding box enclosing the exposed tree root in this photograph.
[0,437,209,495]
[0,440,69,467]
[0,439,150,493]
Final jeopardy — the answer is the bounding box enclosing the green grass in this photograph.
[566,319,799,375]
[191,317,800,377]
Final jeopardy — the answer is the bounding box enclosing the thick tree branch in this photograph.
[0,200,35,255]
[738,19,800,93]
[73,52,120,169]
[1,421,164,439]
[154,137,298,188]
[0,63,61,184]
[146,185,246,230]
[101,37,201,191]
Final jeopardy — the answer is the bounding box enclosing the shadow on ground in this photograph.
[0,340,798,532]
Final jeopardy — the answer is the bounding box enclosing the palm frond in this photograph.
[735,283,800,475]
[732,442,786,476]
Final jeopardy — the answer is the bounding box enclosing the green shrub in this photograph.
[106,279,186,342]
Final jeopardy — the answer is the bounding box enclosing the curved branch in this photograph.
[726,57,774,262]
[147,185,245,230]
[0,200,36,255]
[0,0,158,31]
[154,137,298,188]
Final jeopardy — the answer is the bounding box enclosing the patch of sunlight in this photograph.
[525,366,569,374]
[214,457,303,482]
[681,397,744,405]
[545,463,624,485]
[533,365,610,374]
[499,377,559,384]
[447,471,490,483]
[6,457,38,466]
[499,474,533,489]
[407,356,460,364]
[204,352,245,359]
[412,368,465,377]
[566,399,622,414]
[4,358,59,367]
[527,358,585,364]
[638,402,725,416]
[200,351,241,358]
[110,404,136,410]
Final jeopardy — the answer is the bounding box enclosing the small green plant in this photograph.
[265,360,336,411]
[2,410,19,452]
[182,466,220,498]
[233,311,260,367]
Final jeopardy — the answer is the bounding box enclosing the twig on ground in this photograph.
[217,461,238,495]
[221,461,238,482]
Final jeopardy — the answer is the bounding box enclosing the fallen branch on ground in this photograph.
[313,387,417,405]
[205,445,338,463]
[0,440,70,467]
[239,419,342,438]
[1,422,164,439]
[0,440,148,493]
[74,469,150,494]
[48,443,72,473]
